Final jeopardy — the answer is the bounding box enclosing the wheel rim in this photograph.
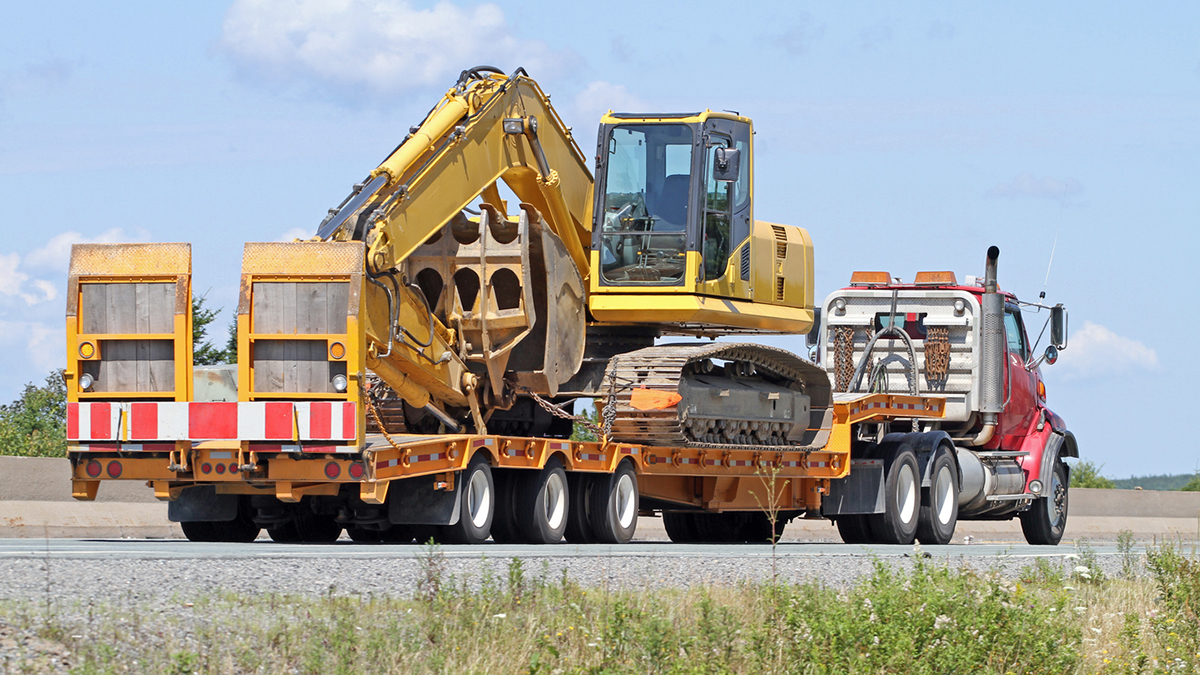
[542,472,566,530]
[934,464,955,525]
[614,473,636,529]
[897,464,917,524]
[1049,471,1066,529]
[466,468,491,529]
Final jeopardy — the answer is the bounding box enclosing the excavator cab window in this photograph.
[598,124,694,285]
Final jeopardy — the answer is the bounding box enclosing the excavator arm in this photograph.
[242,68,594,430]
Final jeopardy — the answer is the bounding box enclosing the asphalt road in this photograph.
[0,537,1130,560]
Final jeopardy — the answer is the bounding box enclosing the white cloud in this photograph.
[987,173,1084,199]
[0,253,29,298]
[278,227,314,241]
[571,81,647,130]
[1055,321,1158,380]
[220,0,570,101]
[23,227,146,273]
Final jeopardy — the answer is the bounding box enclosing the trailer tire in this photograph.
[588,460,639,544]
[489,469,522,543]
[516,458,569,544]
[267,522,301,543]
[181,521,217,542]
[440,454,495,544]
[662,512,698,543]
[868,445,921,544]
[379,525,414,544]
[1020,459,1068,545]
[347,527,383,543]
[916,449,959,545]
[836,515,872,544]
[564,473,599,544]
[295,511,342,543]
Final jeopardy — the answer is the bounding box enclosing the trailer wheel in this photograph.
[267,521,301,543]
[212,509,261,543]
[440,454,495,544]
[868,446,921,544]
[379,525,414,544]
[489,469,522,543]
[516,458,569,544]
[181,521,217,542]
[662,512,698,543]
[1020,459,1068,545]
[916,449,959,545]
[836,515,872,544]
[295,511,342,543]
[347,527,383,543]
[564,473,599,544]
[588,460,639,544]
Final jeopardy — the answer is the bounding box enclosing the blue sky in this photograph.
[1,1,1197,478]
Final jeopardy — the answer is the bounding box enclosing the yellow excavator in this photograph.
[241,65,827,446]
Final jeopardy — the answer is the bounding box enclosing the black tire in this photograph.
[379,525,414,544]
[692,513,741,543]
[587,460,639,544]
[917,448,959,545]
[564,473,599,544]
[662,512,698,543]
[489,469,523,543]
[181,521,217,542]
[515,458,570,544]
[347,527,383,543]
[212,514,261,543]
[267,521,301,543]
[742,512,786,544]
[440,455,495,545]
[867,445,921,545]
[294,511,342,543]
[836,515,873,544]
[1020,459,1068,545]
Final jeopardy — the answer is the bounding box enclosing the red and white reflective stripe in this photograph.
[676,457,697,465]
[376,458,401,469]
[412,452,444,463]
[250,444,358,454]
[547,442,569,451]
[69,443,174,452]
[471,438,495,448]
[577,452,607,462]
[619,446,639,455]
[67,402,357,442]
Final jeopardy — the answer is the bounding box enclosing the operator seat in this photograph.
[651,174,689,231]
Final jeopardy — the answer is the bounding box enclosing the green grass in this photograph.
[3,541,1198,674]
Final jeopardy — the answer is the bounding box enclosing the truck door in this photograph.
[999,304,1037,446]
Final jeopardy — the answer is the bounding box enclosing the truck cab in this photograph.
[815,248,1078,545]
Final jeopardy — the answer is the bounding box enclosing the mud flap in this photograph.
[168,486,238,522]
[387,474,461,526]
[822,459,885,516]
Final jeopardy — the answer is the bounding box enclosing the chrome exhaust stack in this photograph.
[973,245,1004,445]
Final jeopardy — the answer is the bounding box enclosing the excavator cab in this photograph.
[588,111,815,335]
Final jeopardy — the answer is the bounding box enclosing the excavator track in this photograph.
[601,343,832,450]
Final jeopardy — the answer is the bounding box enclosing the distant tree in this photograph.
[1181,475,1200,492]
[570,401,600,442]
[193,295,232,365]
[0,370,66,457]
[223,319,238,364]
[1070,459,1116,489]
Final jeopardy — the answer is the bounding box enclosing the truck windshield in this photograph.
[600,124,693,285]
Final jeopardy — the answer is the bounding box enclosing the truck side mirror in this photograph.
[1050,304,1067,349]
[1043,345,1059,366]
[713,147,740,182]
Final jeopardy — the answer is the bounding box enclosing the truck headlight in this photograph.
[332,374,348,393]
[1029,480,1043,494]
[79,373,95,391]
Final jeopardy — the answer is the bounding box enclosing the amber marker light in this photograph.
[1037,381,1046,400]
[79,341,95,359]
[329,341,346,360]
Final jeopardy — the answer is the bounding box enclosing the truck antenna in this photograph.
[1040,186,1068,301]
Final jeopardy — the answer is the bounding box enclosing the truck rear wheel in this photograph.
[916,449,959,545]
[515,458,569,544]
[868,445,921,544]
[295,511,342,543]
[1020,459,1068,545]
[439,454,495,544]
[587,460,639,544]
[836,515,872,544]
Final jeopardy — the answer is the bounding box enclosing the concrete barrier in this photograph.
[2,457,1199,542]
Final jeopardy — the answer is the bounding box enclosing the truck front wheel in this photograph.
[1020,459,1068,545]
[916,449,959,545]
